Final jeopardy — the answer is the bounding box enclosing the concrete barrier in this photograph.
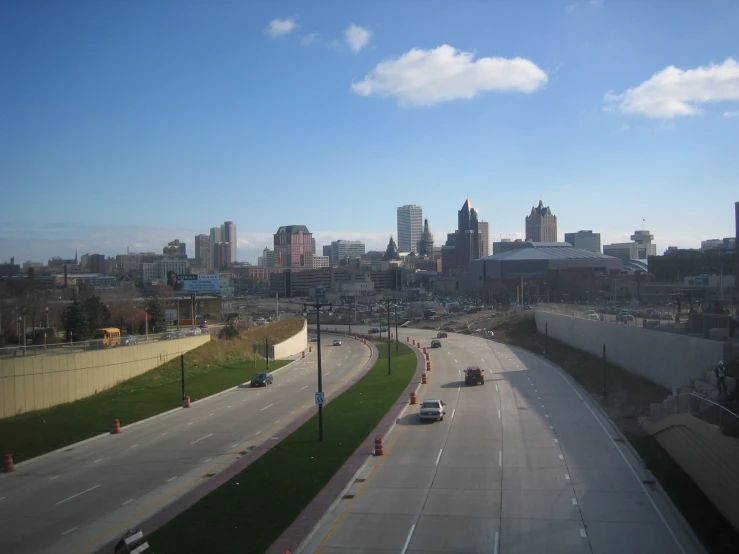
[535,310,725,390]
[270,319,308,360]
[0,335,210,419]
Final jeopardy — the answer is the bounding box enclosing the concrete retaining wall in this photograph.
[0,336,210,419]
[535,310,725,390]
[270,318,308,360]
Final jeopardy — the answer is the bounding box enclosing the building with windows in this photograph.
[416,219,435,257]
[330,240,366,264]
[89,254,106,275]
[478,221,490,257]
[564,230,601,253]
[397,204,423,253]
[311,256,330,268]
[274,225,313,268]
[701,237,736,250]
[213,242,232,270]
[603,230,656,262]
[222,221,237,262]
[163,240,187,258]
[525,201,557,242]
[442,198,484,274]
[258,247,275,268]
[194,234,211,268]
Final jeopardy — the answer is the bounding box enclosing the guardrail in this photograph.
[0,330,205,359]
[661,392,739,438]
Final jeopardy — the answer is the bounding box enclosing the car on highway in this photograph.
[369,327,380,333]
[419,399,446,421]
[464,366,485,386]
[583,310,600,321]
[186,328,202,336]
[173,330,186,339]
[332,339,342,346]
[121,335,138,346]
[380,326,388,332]
[430,339,442,348]
[159,332,175,340]
[616,312,635,322]
[250,372,273,387]
[436,331,448,338]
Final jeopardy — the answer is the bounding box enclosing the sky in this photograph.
[1,0,738,265]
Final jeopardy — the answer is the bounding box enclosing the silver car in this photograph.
[419,399,446,422]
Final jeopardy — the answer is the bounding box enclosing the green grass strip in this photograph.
[148,342,417,554]
[0,320,304,463]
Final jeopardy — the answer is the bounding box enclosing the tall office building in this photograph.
[442,199,484,273]
[163,239,186,257]
[223,221,237,262]
[194,234,211,267]
[330,240,366,263]
[213,242,232,270]
[274,225,313,268]
[478,221,490,257]
[258,247,275,268]
[525,201,558,242]
[416,219,435,257]
[209,226,222,267]
[312,238,317,254]
[603,230,656,261]
[564,230,601,253]
[397,205,423,253]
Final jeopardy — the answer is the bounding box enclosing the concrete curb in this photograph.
[7,353,308,472]
[92,336,375,554]
[269,337,427,554]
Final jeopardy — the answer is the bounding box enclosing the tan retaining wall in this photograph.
[270,318,308,360]
[0,335,210,419]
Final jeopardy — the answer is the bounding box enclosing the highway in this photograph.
[298,326,705,554]
[0,338,370,554]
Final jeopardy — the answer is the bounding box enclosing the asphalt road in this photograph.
[298,325,705,554]
[0,338,370,554]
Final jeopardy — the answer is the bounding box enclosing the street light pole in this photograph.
[303,300,333,442]
[383,298,393,375]
[394,302,399,352]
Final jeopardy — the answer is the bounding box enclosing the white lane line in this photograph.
[93,458,103,463]
[550,425,554,429]
[255,430,262,435]
[498,409,501,419]
[580,528,587,538]
[167,476,177,482]
[122,498,134,505]
[435,449,443,465]
[227,405,232,409]
[538,396,542,400]
[275,420,281,424]
[565,473,570,480]
[324,372,329,376]
[451,408,456,420]
[559,454,564,460]
[494,531,500,554]
[0,496,6,501]
[243,399,248,402]
[454,359,458,363]
[187,422,194,426]
[161,432,168,436]
[498,450,502,466]
[191,433,213,445]
[260,404,274,411]
[572,497,578,505]
[56,484,100,505]
[401,523,416,554]
[61,526,78,535]
[209,413,215,416]
[130,444,139,448]
[203,458,212,463]
[50,475,60,481]
[495,384,499,391]
[554,439,558,443]
[301,385,308,390]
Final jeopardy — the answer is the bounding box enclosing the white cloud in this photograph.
[604,58,739,118]
[301,32,320,46]
[724,110,739,118]
[351,45,548,107]
[265,18,299,39]
[619,123,630,132]
[345,24,372,53]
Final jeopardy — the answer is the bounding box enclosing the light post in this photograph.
[145,308,149,342]
[45,306,49,346]
[382,298,393,375]
[394,302,399,352]
[303,300,333,442]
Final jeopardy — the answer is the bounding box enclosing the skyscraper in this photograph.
[330,240,366,263]
[478,221,490,257]
[564,230,601,253]
[397,205,423,253]
[274,225,313,268]
[416,219,435,257]
[442,199,484,273]
[209,226,222,268]
[213,242,232,269]
[194,234,211,267]
[525,201,558,242]
[223,221,237,262]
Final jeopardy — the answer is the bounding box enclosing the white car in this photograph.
[419,399,446,422]
[583,310,600,321]
[332,339,342,346]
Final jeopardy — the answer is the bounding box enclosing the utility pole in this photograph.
[303,301,333,441]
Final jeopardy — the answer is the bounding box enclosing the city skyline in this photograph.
[2,2,738,264]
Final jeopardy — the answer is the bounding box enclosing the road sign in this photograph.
[315,392,325,405]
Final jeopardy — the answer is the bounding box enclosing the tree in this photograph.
[219,324,239,340]
[82,295,112,331]
[145,298,167,333]
[64,299,90,342]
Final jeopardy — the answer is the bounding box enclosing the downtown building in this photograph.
[564,230,601,253]
[603,230,656,262]
[330,240,366,264]
[274,225,314,268]
[397,204,423,253]
[526,201,558,242]
[194,234,211,268]
[442,199,486,274]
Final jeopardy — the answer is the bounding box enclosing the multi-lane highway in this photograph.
[298,326,705,554]
[0,338,370,554]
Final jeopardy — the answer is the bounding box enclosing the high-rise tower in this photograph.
[397,205,423,253]
[525,201,557,242]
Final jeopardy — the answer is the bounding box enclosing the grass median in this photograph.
[148,341,417,554]
[0,319,303,463]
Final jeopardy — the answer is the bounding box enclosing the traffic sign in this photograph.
[315,392,325,405]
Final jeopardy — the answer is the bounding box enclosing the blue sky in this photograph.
[1,0,738,264]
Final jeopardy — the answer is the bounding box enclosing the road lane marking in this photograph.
[191,433,213,445]
[161,432,168,436]
[167,476,177,482]
[324,372,329,376]
[62,527,78,535]
[580,529,587,538]
[227,405,232,408]
[56,485,100,505]
[451,408,456,420]
[203,458,212,463]
[231,443,239,448]
[301,386,308,390]
[554,439,558,443]
[498,409,501,419]
[122,498,134,505]
[498,450,502,466]
[495,384,499,391]
[260,404,274,411]
[572,497,578,505]
[401,523,416,554]
[209,413,215,416]
[187,422,194,426]
[565,473,570,480]
[130,444,139,448]
[494,531,500,554]
[435,449,443,465]
[50,475,60,481]
[559,454,564,460]
[255,430,262,435]
[93,458,103,463]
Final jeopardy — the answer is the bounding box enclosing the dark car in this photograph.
[250,372,273,387]
[430,339,442,348]
[436,332,448,338]
[121,335,138,346]
[464,366,485,386]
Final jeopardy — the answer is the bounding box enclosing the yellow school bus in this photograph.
[92,327,122,347]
